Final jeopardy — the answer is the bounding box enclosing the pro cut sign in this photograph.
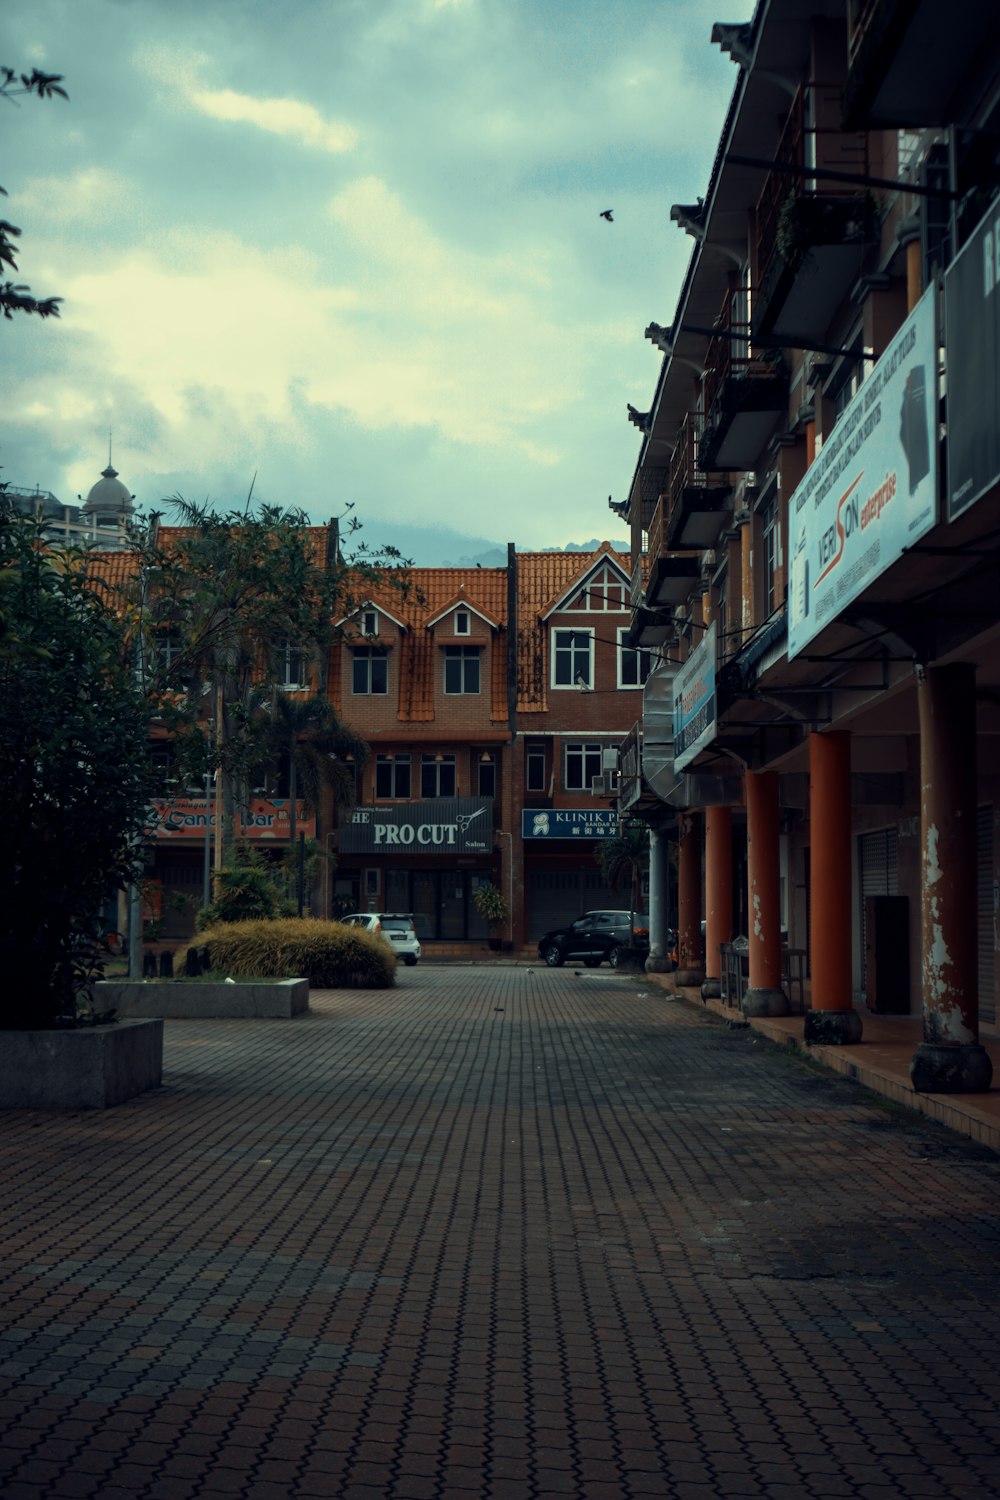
[787,288,937,659]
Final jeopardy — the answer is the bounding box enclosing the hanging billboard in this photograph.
[946,198,1000,519]
[673,622,717,772]
[787,287,937,660]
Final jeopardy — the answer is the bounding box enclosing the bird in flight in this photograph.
[600,209,614,222]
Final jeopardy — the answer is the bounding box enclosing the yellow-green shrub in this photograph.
[188,918,396,989]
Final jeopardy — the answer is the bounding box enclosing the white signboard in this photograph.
[673,622,717,773]
[788,288,937,660]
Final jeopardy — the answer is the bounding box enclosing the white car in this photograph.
[340,913,421,966]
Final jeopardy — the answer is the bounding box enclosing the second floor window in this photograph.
[552,628,592,688]
[760,496,782,618]
[565,742,602,792]
[478,753,496,798]
[279,643,307,690]
[526,743,546,793]
[421,754,456,798]
[444,646,481,695]
[617,629,652,689]
[376,753,411,799]
[353,646,388,695]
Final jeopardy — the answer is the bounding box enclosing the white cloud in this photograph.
[139,47,357,154]
[16,167,136,226]
[189,88,358,154]
[10,182,616,484]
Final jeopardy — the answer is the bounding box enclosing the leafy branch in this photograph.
[1,65,66,321]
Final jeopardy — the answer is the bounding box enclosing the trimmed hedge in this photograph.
[187,918,397,989]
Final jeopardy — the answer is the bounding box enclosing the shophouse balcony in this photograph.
[753,86,878,344]
[844,0,995,129]
[699,286,789,473]
[630,550,650,609]
[645,550,703,612]
[664,412,732,550]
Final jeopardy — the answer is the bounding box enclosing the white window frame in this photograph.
[616,628,652,689]
[362,608,379,637]
[454,610,470,636]
[375,753,411,799]
[564,741,602,792]
[421,754,457,798]
[444,645,481,695]
[551,627,594,689]
[352,645,388,695]
[566,564,626,612]
[279,642,307,691]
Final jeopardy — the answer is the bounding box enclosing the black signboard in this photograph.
[338,797,493,855]
[946,198,1000,520]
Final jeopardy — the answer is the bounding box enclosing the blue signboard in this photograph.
[673,621,717,772]
[521,809,618,839]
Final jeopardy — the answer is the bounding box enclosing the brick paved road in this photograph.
[2,966,999,1499]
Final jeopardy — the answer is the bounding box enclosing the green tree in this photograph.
[1,67,66,321]
[125,496,406,860]
[594,819,649,935]
[262,691,368,851]
[258,691,368,913]
[0,507,155,1026]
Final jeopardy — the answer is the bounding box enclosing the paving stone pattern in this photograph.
[2,967,1000,1498]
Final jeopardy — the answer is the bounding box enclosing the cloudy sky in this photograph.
[3,0,738,565]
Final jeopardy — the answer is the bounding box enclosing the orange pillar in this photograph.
[804,732,862,1044]
[702,806,733,1000]
[743,770,789,1016]
[675,811,704,987]
[911,665,993,1092]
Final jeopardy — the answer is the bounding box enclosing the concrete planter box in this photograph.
[0,1019,164,1109]
[96,977,309,1020]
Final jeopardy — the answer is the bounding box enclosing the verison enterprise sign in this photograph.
[787,287,937,659]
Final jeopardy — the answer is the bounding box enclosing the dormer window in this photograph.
[454,609,470,636]
[362,608,379,637]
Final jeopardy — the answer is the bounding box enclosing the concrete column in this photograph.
[743,770,789,1016]
[702,806,733,1000]
[645,825,674,973]
[911,665,993,1093]
[805,732,862,1044]
[906,238,922,314]
[675,811,704,987]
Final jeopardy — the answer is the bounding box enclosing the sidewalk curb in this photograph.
[646,971,1000,1155]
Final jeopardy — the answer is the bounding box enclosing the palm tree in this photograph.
[261,693,369,910]
[595,819,649,937]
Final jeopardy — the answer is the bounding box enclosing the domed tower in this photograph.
[81,449,135,548]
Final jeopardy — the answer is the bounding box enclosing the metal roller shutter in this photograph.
[858,828,898,1003]
[526,868,620,941]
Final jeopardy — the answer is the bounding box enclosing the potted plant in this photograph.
[0,507,164,1107]
[473,881,509,951]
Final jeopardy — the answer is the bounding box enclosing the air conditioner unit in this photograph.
[602,748,619,770]
[590,773,605,796]
[604,769,620,795]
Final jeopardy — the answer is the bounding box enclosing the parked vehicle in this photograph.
[537,910,650,969]
[340,912,421,965]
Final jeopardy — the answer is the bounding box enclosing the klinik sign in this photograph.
[787,288,937,659]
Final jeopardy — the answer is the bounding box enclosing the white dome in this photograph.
[83,463,133,517]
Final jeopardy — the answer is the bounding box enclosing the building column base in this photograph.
[910,1042,994,1095]
[674,967,704,988]
[645,954,675,974]
[701,978,722,1000]
[743,987,790,1017]
[803,1008,863,1045]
